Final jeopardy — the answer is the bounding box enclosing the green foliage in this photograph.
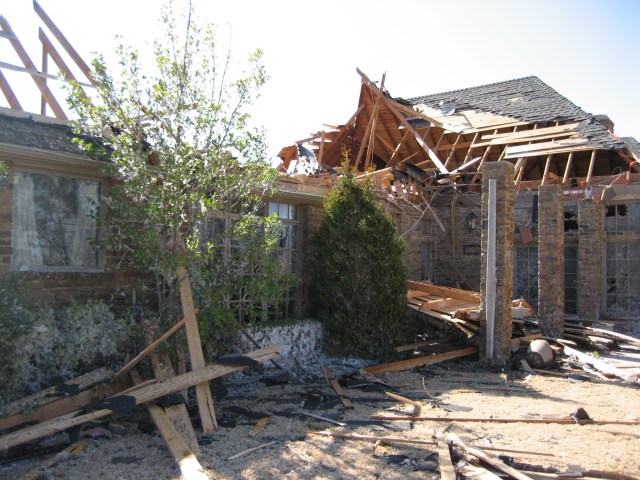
[0,273,139,406]
[65,2,294,349]
[308,167,413,359]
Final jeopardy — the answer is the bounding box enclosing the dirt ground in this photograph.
[1,355,640,480]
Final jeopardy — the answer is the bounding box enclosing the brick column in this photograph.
[577,198,604,320]
[480,161,515,365]
[537,184,564,337]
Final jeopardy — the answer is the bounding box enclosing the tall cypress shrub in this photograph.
[309,169,412,359]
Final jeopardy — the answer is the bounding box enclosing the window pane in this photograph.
[12,172,100,270]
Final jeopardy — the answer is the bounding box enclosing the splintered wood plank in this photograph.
[322,366,353,408]
[177,266,218,432]
[0,345,280,450]
[147,403,208,480]
[362,347,478,375]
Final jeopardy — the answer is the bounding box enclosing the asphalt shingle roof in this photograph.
[402,76,627,151]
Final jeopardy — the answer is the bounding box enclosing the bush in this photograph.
[0,274,140,407]
[308,169,415,359]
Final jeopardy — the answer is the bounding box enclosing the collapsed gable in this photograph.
[279,71,640,201]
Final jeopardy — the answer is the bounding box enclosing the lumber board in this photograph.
[114,317,187,381]
[370,414,640,425]
[0,345,279,450]
[438,437,456,480]
[177,266,218,432]
[362,347,478,374]
[305,430,436,447]
[2,368,113,418]
[322,366,353,408]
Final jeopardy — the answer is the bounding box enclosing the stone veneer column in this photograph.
[577,198,604,320]
[480,161,515,365]
[537,185,564,338]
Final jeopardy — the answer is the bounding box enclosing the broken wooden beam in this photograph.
[362,347,478,375]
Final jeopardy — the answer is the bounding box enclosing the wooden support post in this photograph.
[177,266,218,432]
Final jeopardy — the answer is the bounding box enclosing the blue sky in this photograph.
[1,0,639,160]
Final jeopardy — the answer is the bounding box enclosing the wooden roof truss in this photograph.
[0,0,95,120]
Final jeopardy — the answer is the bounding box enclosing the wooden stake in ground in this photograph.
[177,266,218,432]
[437,436,456,480]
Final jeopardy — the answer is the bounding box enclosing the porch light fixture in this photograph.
[465,211,478,232]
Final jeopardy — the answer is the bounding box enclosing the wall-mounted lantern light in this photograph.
[465,211,478,232]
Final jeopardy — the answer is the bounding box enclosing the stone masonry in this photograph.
[577,198,604,320]
[480,161,515,365]
[537,184,564,337]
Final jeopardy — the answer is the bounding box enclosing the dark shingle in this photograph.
[403,76,626,151]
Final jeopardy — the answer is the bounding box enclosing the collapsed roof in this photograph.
[278,70,640,200]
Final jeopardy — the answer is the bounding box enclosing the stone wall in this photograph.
[479,162,515,365]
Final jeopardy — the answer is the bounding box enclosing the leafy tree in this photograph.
[308,167,413,359]
[66,2,292,351]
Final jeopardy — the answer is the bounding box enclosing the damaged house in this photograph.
[2,4,640,479]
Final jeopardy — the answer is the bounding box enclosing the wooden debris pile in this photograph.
[0,268,280,480]
[406,280,538,341]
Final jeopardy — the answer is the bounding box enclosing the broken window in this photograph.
[564,205,578,232]
[605,242,640,315]
[11,172,101,272]
[605,203,640,232]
